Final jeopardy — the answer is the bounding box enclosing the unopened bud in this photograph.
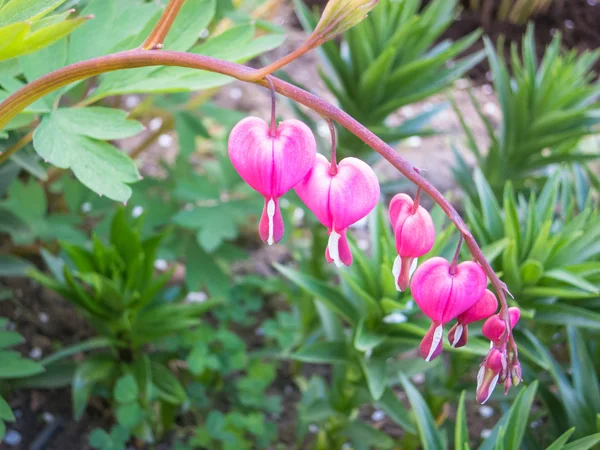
[312,0,378,43]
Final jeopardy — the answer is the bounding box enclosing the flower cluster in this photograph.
[228,112,520,404]
[228,116,379,266]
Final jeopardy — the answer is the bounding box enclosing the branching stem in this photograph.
[141,0,187,50]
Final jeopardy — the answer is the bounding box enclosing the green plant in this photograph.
[293,0,484,159]
[463,169,600,328]
[24,209,219,441]
[274,205,494,448]
[453,25,600,198]
[0,318,44,439]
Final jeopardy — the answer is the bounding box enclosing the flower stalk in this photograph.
[0,3,516,365]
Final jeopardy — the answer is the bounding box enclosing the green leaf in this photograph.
[0,395,15,422]
[73,357,116,420]
[275,263,360,325]
[116,402,143,430]
[40,337,111,366]
[0,330,23,348]
[567,326,600,415]
[49,107,145,140]
[113,374,139,404]
[563,434,600,450]
[0,254,33,277]
[360,357,387,401]
[161,0,216,51]
[376,388,416,434]
[399,374,445,450]
[546,428,576,450]
[534,304,600,330]
[291,341,349,364]
[151,362,187,405]
[0,0,65,26]
[340,420,395,449]
[455,391,470,450]
[33,109,141,202]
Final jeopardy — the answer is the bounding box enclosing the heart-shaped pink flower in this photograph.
[410,256,487,361]
[389,193,436,291]
[228,117,316,244]
[295,153,380,267]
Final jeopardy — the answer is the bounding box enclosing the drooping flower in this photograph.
[389,193,435,291]
[228,117,316,245]
[476,348,505,404]
[447,289,498,348]
[481,307,521,346]
[410,257,487,361]
[295,153,380,267]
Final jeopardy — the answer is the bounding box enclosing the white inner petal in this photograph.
[452,324,464,347]
[392,256,402,291]
[267,198,275,245]
[482,374,499,404]
[327,230,343,267]
[476,366,485,390]
[409,257,418,278]
[426,324,444,362]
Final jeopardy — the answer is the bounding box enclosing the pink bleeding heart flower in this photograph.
[295,153,380,267]
[228,117,316,245]
[410,256,487,361]
[389,193,436,291]
[476,348,506,404]
[448,289,498,348]
[482,307,521,346]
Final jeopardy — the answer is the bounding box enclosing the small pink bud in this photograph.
[389,193,435,291]
[482,307,520,346]
[295,154,380,267]
[510,361,522,388]
[228,117,317,245]
[476,348,505,404]
[448,289,498,348]
[411,257,487,361]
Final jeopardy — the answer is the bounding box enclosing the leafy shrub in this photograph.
[0,318,43,440]
[25,209,219,442]
[293,0,484,159]
[453,25,600,197]
[464,169,600,329]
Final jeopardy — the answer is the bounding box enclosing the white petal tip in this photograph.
[267,198,275,244]
[327,230,343,267]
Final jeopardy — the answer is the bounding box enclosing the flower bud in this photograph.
[448,289,497,348]
[312,0,378,44]
[389,193,435,291]
[410,257,487,361]
[481,307,520,346]
[476,349,505,404]
[229,117,316,245]
[295,154,380,267]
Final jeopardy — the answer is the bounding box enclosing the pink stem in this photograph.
[327,118,338,176]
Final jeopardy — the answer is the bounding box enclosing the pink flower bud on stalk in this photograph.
[476,348,505,404]
[482,307,521,346]
[295,121,380,267]
[389,192,435,291]
[228,81,317,245]
[447,289,498,348]
[311,0,379,45]
[410,255,487,361]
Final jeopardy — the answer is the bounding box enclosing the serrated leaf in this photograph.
[33,109,141,202]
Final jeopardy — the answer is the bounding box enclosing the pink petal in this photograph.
[258,197,284,244]
[419,321,444,362]
[410,258,487,324]
[325,229,353,267]
[448,322,469,348]
[294,154,334,229]
[457,289,498,325]
[441,261,487,323]
[272,119,317,196]
[410,257,454,322]
[229,117,316,197]
[329,157,380,231]
[396,209,435,257]
[389,193,413,227]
